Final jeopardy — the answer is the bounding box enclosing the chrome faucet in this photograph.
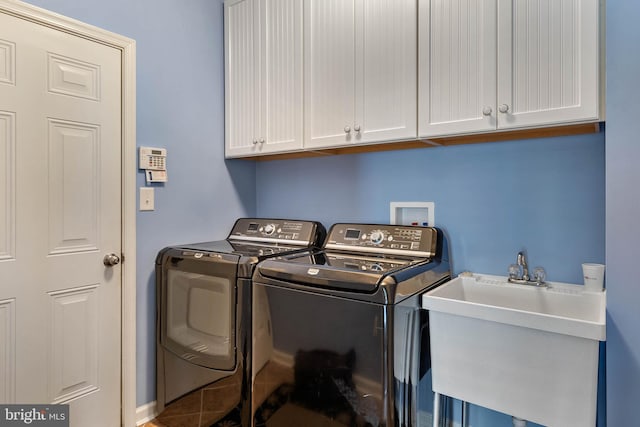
[508,251,546,287]
[517,251,530,281]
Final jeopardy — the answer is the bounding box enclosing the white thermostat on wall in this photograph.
[139,146,167,183]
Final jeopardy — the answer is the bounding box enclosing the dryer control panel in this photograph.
[325,223,438,258]
[228,218,325,247]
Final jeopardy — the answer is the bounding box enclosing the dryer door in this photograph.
[159,250,240,370]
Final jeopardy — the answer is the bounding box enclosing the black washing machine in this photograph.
[155,218,325,426]
[250,223,450,427]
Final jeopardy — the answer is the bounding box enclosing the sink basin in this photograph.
[423,274,606,427]
[425,273,606,341]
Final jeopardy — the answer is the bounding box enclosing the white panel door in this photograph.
[304,0,357,149]
[496,0,600,129]
[0,11,121,427]
[419,0,497,137]
[355,0,417,143]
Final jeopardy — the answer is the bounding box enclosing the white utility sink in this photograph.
[423,274,606,427]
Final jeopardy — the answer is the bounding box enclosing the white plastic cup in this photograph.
[582,263,605,291]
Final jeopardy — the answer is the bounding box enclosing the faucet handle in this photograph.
[533,267,546,283]
[508,264,521,279]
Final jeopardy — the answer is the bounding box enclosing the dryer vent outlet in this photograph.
[390,202,435,227]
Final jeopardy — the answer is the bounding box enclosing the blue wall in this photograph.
[605,1,640,426]
[22,0,256,406]
[257,135,605,284]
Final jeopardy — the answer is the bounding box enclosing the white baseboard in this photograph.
[136,401,158,426]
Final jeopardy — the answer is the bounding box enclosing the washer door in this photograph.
[160,254,238,370]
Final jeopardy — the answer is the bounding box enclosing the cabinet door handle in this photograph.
[498,104,510,114]
[354,125,361,132]
[344,126,351,133]
[482,107,493,116]
[259,138,265,144]
[252,139,258,145]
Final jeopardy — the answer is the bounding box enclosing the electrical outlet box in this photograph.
[390,202,435,226]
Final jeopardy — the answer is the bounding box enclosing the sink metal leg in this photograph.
[433,393,469,427]
[433,392,441,427]
[462,400,469,427]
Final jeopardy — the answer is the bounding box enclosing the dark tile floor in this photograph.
[143,360,293,427]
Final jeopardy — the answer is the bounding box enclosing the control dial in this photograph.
[263,224,276,235]
[369,263,384,272]
[370,230,385,245]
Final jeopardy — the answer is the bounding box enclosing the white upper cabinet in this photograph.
[225,0,259,156]
[497,0,601,128]
[225,0,303,157]
[418,0,497,137]
[224,0,603,158]
[304,0,417,149]
[419,0,602,138]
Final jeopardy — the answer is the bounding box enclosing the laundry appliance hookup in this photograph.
[390,202,435,226]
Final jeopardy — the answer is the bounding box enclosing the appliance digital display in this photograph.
[248,223,259,231]
[344,229,361,240]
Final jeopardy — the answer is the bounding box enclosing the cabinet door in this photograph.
[304,0,357,149]
[355,0,417,143]
[418,0,497,137]
[225,0,303,157]
[225,0,261,157]
[496,0,600,129]
[260,0,304,153]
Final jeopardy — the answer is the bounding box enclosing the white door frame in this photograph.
[0,1,137,426]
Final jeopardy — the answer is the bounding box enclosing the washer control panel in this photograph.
[228,218,323,246]
[325,223,438,257]
[325,254,412,273]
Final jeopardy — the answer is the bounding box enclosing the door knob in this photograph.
[344,126,351,133]
[103,253,121,267]
[498,104,510,114]
[482,106,492,116]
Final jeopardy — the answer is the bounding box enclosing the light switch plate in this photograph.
[140,187,154,211]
